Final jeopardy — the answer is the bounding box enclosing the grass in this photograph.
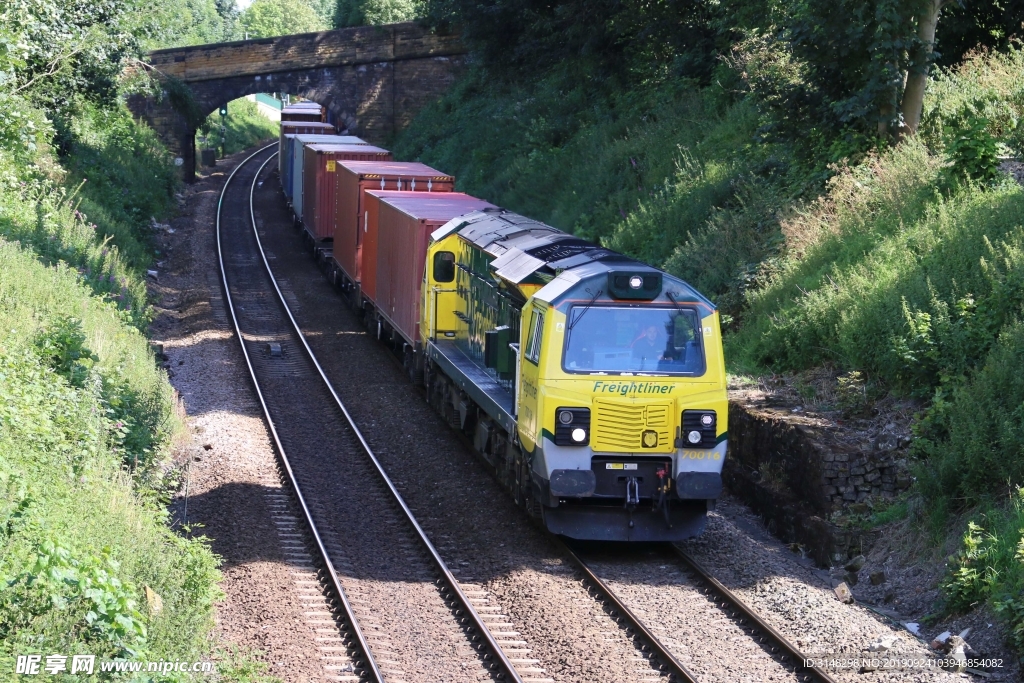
[0,240,219,672]
[396,46,1024,650]
[200,97,280,159]
[0,97,223,677]
[394,69,795,317]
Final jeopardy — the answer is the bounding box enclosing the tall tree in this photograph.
[775,0,948,144]
[901,0,946,137]
[238,0,326,38]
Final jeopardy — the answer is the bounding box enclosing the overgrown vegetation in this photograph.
[0,0,255,676]
[397,0,1024,650]
[237,0,326,38]
[199,97,280,159]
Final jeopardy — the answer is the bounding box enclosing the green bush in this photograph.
[201,97,279,157]
[941,494,1024,651]
[0,243,219,670]
[919,48,1024,154]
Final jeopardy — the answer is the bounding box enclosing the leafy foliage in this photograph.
[34,317,98,388]
[335,0,418,27]
[943,112,1000,183]
[238,0,326,38]
[940,495,1024,651]
[942,521,1000,612]
[200,97,279,157]
[424,0,750,84]
[935,0,1024,67]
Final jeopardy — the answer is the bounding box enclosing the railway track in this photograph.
[223,143,841,683]
[562,541,839,683]
[217,145,525,683]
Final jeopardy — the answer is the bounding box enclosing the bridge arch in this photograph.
[128,23,465,180]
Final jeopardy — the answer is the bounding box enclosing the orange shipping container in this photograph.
[366,191,496,345]
[299,144,392,240]
[333,162,455,297]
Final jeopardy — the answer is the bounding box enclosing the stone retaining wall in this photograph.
[724,393,912,567]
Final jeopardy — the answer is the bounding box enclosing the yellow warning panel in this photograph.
[326,160,336,172]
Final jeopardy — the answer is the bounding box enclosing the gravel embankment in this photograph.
[684,499,971,683]
[581,548,801,682]
[224,148,495,683]
[152,149,358,683]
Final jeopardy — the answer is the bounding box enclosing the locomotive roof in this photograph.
[366,191,496,221]
[431,208,713,308]
[336,160,453,179]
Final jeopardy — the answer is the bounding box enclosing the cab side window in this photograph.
[525,309,544,364]
[433,251,455,283]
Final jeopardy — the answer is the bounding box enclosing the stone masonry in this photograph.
[128,23,466,181]
[724,394,913,566]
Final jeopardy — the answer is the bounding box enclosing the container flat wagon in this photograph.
[280,134,367,197]
[329,161,454,306]
[297,144,392,246]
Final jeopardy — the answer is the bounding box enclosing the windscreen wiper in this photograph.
[568,287,603,331]
[665,290,686,317]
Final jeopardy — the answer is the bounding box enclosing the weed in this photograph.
[941,492,1024,649]
[943,112,1000,184]
[201,97,279,158]
[836,371,868,416]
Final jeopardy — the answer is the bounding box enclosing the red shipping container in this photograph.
[300,144,392,240]
[281,103,323,122]
[367,191,496,344]
[333,162,455,296]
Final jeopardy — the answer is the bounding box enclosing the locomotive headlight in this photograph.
[629,275,643,290]
[687,430,702,444]
[701,414,714,427]
[555,407,590,446]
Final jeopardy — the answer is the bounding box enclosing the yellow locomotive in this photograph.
[418,208,727,541]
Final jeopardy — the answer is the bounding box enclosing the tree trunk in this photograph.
[900,0,943,138]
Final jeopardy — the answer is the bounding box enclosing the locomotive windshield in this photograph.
[562,306,705,375]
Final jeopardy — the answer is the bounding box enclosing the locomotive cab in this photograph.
[515,266,727,541]
[420,209,727,542]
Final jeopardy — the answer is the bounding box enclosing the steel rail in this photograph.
[244,150,525,683]
[555,540,699,683]
[217,144,384,682]
[671,546,839,683]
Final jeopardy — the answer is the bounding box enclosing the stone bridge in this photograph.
[129,22,465,180]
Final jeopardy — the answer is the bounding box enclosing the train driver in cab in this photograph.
[631,323,678,367]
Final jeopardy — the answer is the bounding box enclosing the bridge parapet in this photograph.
[131,23,465,181]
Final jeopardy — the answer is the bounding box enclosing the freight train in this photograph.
[277,111,727,541]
